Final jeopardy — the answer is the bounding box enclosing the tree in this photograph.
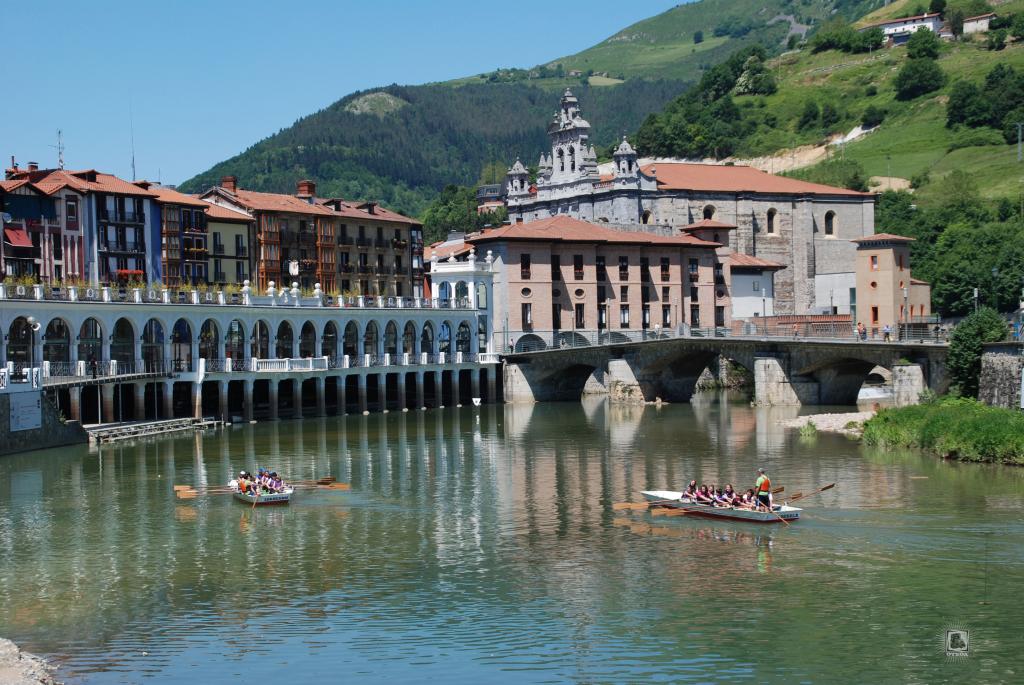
[821,102,841,128]
[987,28,1008,51]
[861,105,886,128]
[929,0,946,14]
[949,8,965,38]
[948,308,1007,397]
[694,30,704,44]
[895,58,946,100]
[420,185,508,245]
[946,80,990,128]
[798,100,820,130]
[734,55,777,95]
[907,28,941,60]
[1003,107,1024,145]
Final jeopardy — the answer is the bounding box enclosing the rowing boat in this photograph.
[228,479,294,506]
[641,490,801,523]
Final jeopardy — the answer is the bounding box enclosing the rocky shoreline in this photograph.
[782,411,874,437]
[0,639,57,685]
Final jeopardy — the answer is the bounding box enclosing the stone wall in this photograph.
[0,391,88,457]
[979,343,1024,409]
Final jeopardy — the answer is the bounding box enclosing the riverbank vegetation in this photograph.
[863,397,1024,464]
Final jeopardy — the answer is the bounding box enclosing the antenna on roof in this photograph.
[50,129,65,169]
[129,100,137,181]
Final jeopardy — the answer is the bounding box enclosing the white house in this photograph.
[860,13,944,43]
[963,13,995,35]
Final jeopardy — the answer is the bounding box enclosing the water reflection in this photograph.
[0,398,1022,682]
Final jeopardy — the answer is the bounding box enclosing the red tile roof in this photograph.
[680,218,738,232]
[9,168,157,197]
[728,252,786,270]
[642,163,870,197]
[0,179,34,193]
[318,198,419,225]
[851,232,914,243]
[148,185,209,208]
[468,215,720,248]
[201,200,253,223]
[425,241,473,261]
[220,188,337,216]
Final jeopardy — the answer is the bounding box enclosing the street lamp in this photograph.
[902,287,909,341]
[992,267,1000,313]
[26,315,41,371]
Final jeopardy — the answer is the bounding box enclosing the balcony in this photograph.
[374,238,388,249]
[213,244,225,255]
[392,238,408,250]
[100,241,145,253]
[339,263,354,274]
[358,264,372,274]
[214,271,226,282]
[339,236,353,246]
[356,237,371,247]
[235,246,248,257]
[99,209,145,224]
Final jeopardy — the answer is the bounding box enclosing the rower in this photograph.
[754,468,772,511]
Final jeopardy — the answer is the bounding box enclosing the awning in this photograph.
[4,227,33,248]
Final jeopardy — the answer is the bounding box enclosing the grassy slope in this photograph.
[729,35,1024,199]
[558,0,887,81]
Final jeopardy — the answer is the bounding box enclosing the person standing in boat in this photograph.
[754,468,772,511]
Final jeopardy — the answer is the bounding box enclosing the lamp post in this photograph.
[26,315,40,374]
[902,286,909,341]
[974,287,980,313]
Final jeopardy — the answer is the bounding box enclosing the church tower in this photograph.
[613,136,638,180]
[506,158,531,199]
[541,88,600,188]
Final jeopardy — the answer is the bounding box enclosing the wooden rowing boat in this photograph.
[640,490,801,523]
[228,480,294,506]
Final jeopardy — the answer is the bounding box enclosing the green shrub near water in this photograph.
[863,397,1024,464]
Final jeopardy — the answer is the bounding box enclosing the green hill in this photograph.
[178,0,889,216]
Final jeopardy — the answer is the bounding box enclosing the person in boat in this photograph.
[683,480,697,500]
[712,487,729,507]
[722,484,737,505]
[735,489,756,509]
[754,468,772,511]
[694,485,715,505]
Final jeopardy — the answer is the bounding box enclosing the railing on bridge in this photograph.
[0,282,479,311]
[33,359,179,382]
[505,322,948,354]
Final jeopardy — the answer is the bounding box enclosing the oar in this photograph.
[787,483,835,503]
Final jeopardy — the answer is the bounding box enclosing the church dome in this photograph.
[614,136,636,156]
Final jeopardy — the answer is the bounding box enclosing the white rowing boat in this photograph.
[228,480,294,506]
[641,490,801,523]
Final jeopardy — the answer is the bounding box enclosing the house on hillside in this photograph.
[859,12,943,45]
[963,12,995,35]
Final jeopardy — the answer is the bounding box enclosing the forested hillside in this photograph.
[179,0,890,216]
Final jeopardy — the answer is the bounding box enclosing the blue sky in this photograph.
[0,1,682,185]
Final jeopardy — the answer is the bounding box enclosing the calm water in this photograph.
[1,395,1023,684]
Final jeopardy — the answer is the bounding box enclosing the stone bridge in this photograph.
[504,337,949,406]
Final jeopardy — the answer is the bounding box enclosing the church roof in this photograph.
[509,158,528,175]
[614,137,636,156]
[467,215,720,248]
[641,163,870,197]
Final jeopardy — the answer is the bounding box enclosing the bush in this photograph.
[948,127,1005,151]
[863,397,1024,463]
[895,58,946,100]
[861,105,885,128]
[821,102,840,128]
[948,307,1006,398]
[987,29,1007,51]
[865,85,878,97]
[798,100,820,130]
[907,28,941,60]
[694,30,704,44]
[910,170,931,188]
[1004,108,1024,144]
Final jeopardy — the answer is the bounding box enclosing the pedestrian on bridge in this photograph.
[883,324,892,342]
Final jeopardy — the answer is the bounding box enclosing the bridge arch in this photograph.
[343,321,359,357]
[199,319,220,362]
[111,318,135,364]
[43,317,72,363]
[276,321,294,358]
[298,321,316,358]
[78,318,103,362]
[322,321,339,362]
[171,318,193,371]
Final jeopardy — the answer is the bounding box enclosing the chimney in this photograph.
[27,161,38,172]
[296,179,316,198]
[221,175,238,193]
[364,201,377,215]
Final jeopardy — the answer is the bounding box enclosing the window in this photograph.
[661,286,669,300]
[66,199,77,222]
[824,211,836,236]
[395,256,403,271]
[871,305,879,325]
[641,285,650,303]
[640,257,650,282]
[660,257,670,281]
[641,210,652,224]
[552,254,561,280]
[618,256,628,280]
[552,303,561,330]
[575,303,585,328]
[766,208,777,234]
[597,286,607,303]
[573,254,584,280]
[690,304,700,327]
[688,258,699,281]
[870,255,879,271]
[595,256,606,281]
[620,285,628,300]
[715,306,725,327]
[620,304,630,328]
[690,286,699,301]
[520,253,531,279]
[236,261,247,282]
[642,305,651,329]
[598,303,607,329]
[714,263,725,285]
[662,304,671,326]
[703,205,715,220]
[521,303,532,329]
[752,281,760,292]
[898,254,905,270]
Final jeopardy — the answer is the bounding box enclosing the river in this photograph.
[0,395,1022,683]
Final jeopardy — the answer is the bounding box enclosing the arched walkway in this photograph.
[78,318,103,363]
[171,318,192,371]
[402,321,417,354]
[111,318,135,365]
[420,322,434,355]
[142,319,165,371]
[323,322,339,362]
[299,321,316,358]
[252,320,270,359]
[456,322,472,354]
[199,319,219,361]
[343,321,359,357]
[43,318,71,363]
[384,321,399,356]
[364,321,380,357]
[6,317,33,366]
[276,321,294,359]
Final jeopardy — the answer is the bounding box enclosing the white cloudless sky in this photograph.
[0,1,684,184]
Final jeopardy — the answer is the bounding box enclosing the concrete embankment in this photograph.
[0,638,56,684]
[782,411,874,437]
